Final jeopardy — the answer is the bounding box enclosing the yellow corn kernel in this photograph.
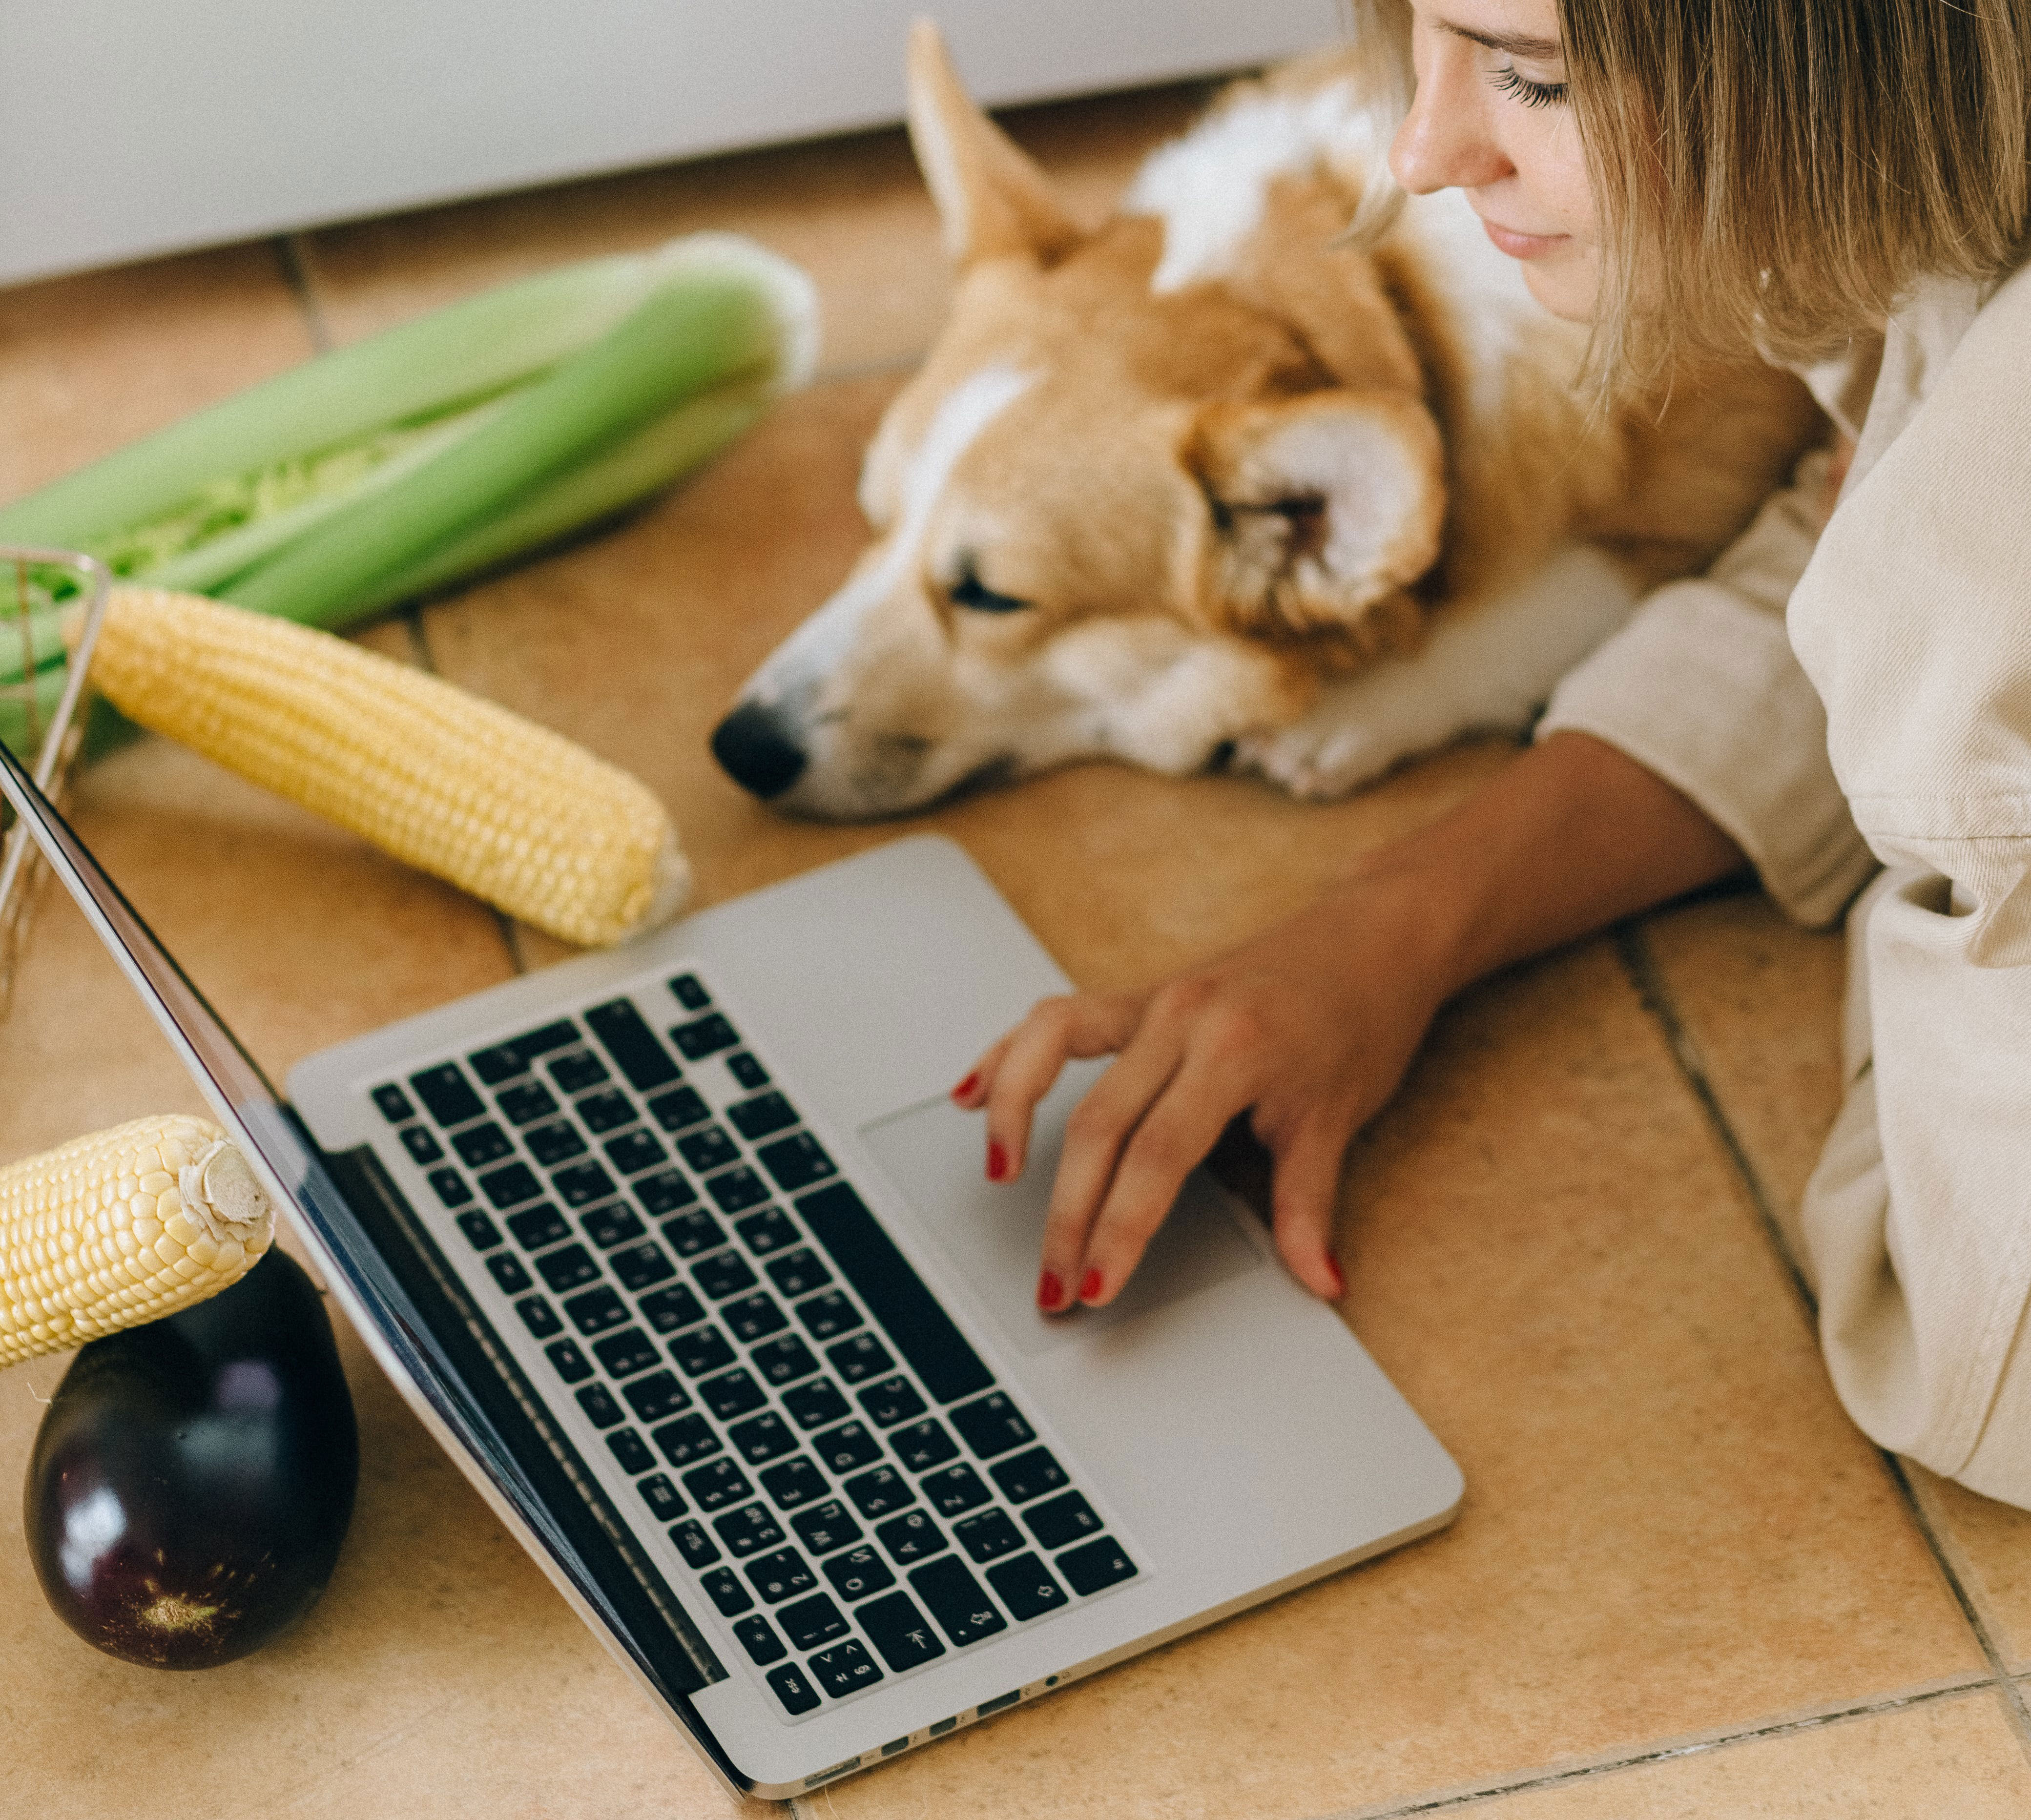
[0,1115,274,1367]
[85,586,690,949]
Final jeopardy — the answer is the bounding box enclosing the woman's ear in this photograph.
[1186,390,1446,640]
[906,20,1082,269]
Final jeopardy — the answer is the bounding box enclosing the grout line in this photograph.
[273,233,334,354]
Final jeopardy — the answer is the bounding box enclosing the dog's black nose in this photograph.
[710,700,808,799]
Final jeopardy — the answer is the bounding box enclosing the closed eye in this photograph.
[950,565,1030,614]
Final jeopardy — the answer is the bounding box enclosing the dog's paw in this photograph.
[1232,716,1400,800]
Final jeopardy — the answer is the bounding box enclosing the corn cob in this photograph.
[84,585,689,949]
[0,1114,273,1367]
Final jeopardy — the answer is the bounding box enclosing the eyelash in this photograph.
[1489,63,1569,109]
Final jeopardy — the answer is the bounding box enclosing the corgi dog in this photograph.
[711,22,1822,818]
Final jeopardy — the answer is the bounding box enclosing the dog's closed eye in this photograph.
[950,564,1031,614]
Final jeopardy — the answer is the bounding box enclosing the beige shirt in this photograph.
[1539,260,2031,1507]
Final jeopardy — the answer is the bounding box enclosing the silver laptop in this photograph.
[0,740,1460,1800]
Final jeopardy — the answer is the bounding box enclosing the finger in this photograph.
[948,1032,1013,1109]
[983,994,1140,1185]
[1266,1116,1350,1300]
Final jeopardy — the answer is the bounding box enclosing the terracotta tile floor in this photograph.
[2,80,2029,1820]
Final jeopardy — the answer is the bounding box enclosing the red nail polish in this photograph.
[951,1070,980,1101]
[1037,1270,1064,1310]
[1078,1267,1102,1303]
[986,1139,1008,1182]
[1325,1258,1346,1299]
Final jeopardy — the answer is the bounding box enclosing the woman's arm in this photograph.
[955,728,1746,1309]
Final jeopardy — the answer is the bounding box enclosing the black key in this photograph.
[858,1590,948,1672]
[727,1093,799,1142]
[796,1291,860,1341]
[646,1085,710,1133]
[548,1050,609,1093]
[544,1337,593,1383]
[575,1087,635,1134]
[427,1168,473,1209]
[1026,1491,1104,1551]
[726,1052,770,1090]
[758,1457,828,1510]
[874,1509,947,1565]
[828,1334,892,1385]
[605,1129,667,1176]
[455,1211,501,1252]
[523,1121,587,1166]
[668,1324,736,1378]
[699,1367,766,1421]
[669,972,711,1011]
[891,1419,957,1473]
[652,1414,720,1468]
[581,1202,646,1249]
[497,1081,558,1126]
[758,1132,836,1194]
[859,1376,927,1429]
[723,1293,786,1343]
[844,1466,913,1521]
[807,1640,882,1699]
[670,1518,718,1568]
[638,1282,705,1334]
[791,1500,862,1556]
[576,1383,622,1428]
[607,1429,654,1475]
[732,1614,785,1665]
[400,1125,444,1165]
[676,1126,738,1174]
[812,1421,883,1475]
[671,1012,739,1060]
[745,1547,815,1605]
[479,1162,542,1210]
[472,1021,575,1081]
[535,1243,599,1294]
[713,1502,786,1559]
[734,1205,799,1255]
[990,1447,1068,1506]
[765,1248,831,1299]
[778,1593,849,1653]
[987,1553,1069,1623]
[657,1207,719,1255]
[922,1463,991,1518]
[372,1083,414,1123]
[515,1295,561,1339]
[587,999,681,1091]
[705,1167,769,1214]
[410,1062,483,1128]
[951,1393,1035,1461]
[693,1249,757,1300]
[563,1285,629,1336]
[1057,1536,1138,1596]
[699,1567,751,1616]
[552,1160,616,1208]
[953,1510,1025,1566]
[728,1411,796,1465]
[821,1546,896,1603]
[505,1203,570,1251]
[452,1122,513,1168]
[609,1240,674,1292]
[766,1663,821,1716]
[683,1458,752,1511]
[799,1183,994,1405]
[750,1334,819,1387]
[467,1043,529,1087]
[639,1474,684,1522]
[783,1379,850,1430]
[622,1370,690,1424]
[485,1253,532,1295]
[639,1173,701,1220]
[910,1555,1007,1648]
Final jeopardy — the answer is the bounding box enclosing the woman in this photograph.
[954,0,2031,1506]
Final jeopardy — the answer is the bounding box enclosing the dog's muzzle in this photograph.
[710,700,809,799]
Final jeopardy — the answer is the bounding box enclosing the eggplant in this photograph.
[23,1247,359,1668]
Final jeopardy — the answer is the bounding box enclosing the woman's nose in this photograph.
[1389,46,1512,194]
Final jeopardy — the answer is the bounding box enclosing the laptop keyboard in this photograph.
[366,969,1138,1720]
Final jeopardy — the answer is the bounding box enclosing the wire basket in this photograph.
[0,547,109,1018]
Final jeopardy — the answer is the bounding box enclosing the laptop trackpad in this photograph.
[860,1063,1265,1358]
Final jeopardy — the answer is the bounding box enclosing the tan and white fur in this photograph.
[709,23,1822,818]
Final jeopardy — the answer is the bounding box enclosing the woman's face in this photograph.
[1389,0,1600,320]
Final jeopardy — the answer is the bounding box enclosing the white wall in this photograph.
[0,0,1343,288]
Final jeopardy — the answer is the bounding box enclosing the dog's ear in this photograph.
[907,20,1081,269]
[1187,391,1446,641]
